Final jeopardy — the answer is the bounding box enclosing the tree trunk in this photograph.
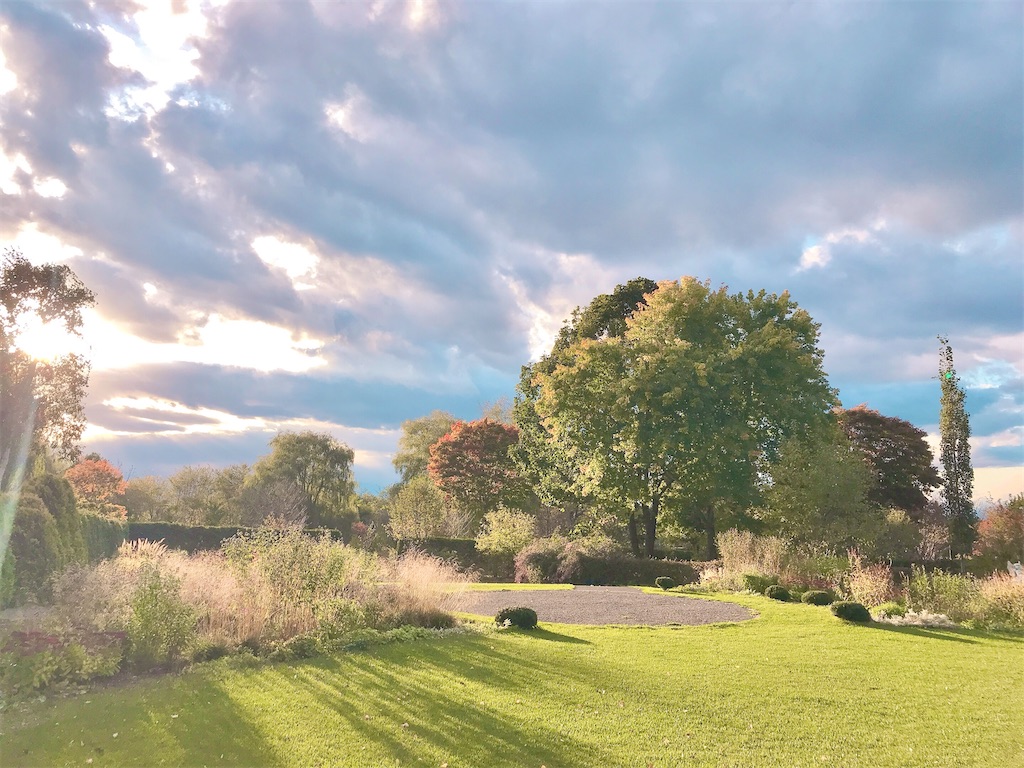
[704,505,717,560]
[642,494,659,558]
[627,507,641,558]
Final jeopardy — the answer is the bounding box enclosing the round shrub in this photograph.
[765,584,791,602]
[800,590,835,606]
[495,606,538,630]
[742,573,778,594]
[655,576,676,591]
[831,601,872,623]
[873,601,906,619]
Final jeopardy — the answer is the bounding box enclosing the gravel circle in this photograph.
[460,586,755,626]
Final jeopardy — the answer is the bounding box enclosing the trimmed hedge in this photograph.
[81,513,127,562]
[7,494,61,605]
[128,523,343,553]
[495,606,538,629]
[800,590,835,606]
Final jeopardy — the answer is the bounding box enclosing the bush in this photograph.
[514,536,568,583]
[655,576,676,591]
[8,494,62,604]
[976,574,1024,628]
[475,507,536,556]
[831,601,872,622]
[1,549,15,608]
[32,473,86,569]
[800,590,835,606]
[873,602,906,619]
[126,567,197,670]
[765,584,791,602]
[495,606,538,630]
[906,567,980,624]
[742,573,778,594]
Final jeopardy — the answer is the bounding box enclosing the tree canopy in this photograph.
[392,410,457,484]
[534,277,836,557]
[1,250,95,492]
[252,431,355,527]
[427,418,523,522]
[837,405,941,516]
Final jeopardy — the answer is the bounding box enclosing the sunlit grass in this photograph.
[3,591,1021,767]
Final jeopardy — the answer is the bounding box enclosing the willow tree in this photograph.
[938,336,976,556]
[534,277,836,558]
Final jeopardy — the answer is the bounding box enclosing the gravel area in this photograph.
[460,586,755,626]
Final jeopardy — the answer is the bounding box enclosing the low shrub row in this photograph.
[512,536,702,586]
[127,522,343,554]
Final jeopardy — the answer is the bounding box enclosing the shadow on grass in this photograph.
[529,626,592,644]
[866,622,1024,645]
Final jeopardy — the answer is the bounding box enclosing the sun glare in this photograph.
[12,312,86,362]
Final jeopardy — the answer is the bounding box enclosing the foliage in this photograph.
[0,250,95,493]
[765,584,791,602]
[800,590,835,606]
[847,550,900,607]
[938,337,976,556]
[655,576,675,590]
[7,493,62,604]
[252,431,355,528]
[974,494,1024,569]
[64,457,128,520]
[428,418,524,522]
[873,602,906,618]
[906,566,980,624]
[126,566,197,670]
[762,421,879,546]
[80,511,128,561]
[534,277,836,558]
[976,574,1024,629]
[393,410,458,484]
[512,278,657,524]
[1,633,122,697]
[865,508,923,561]
[837,405,941,515]
[388,474,467,540]
[30,471,86,567]
[475,506,536,556]
[741,573,778,593]
[124,475,171,522]
[494,606,538,629]
[830,601,871,622]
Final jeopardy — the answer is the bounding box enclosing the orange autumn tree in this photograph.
[65,456,128,520]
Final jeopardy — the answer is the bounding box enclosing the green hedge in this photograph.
[6,494,62,605]
[81,513,128,561]
[128,522,344,553]
[575,555,700,587]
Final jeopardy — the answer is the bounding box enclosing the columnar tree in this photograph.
[534,277,836,558]
[938,336,976,556]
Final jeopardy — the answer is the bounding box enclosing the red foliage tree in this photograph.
[975,494,1024,566]
[427,418,524,520]
[64,457,127,520]
[837,405,941,516]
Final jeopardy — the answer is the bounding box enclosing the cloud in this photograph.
[1,0,1020,493]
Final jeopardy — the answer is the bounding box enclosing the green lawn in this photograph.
[2,590,1021,767]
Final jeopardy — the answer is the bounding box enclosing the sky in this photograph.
[1,0,1022,501]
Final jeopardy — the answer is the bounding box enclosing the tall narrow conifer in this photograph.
[938,336,976,556]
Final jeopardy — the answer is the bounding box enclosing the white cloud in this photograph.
[0,149,31,195]
[33,177,67,198]
[251,235,320,287]
[798,226,877,271]
[82,309,327,374]
[5,223,84,263]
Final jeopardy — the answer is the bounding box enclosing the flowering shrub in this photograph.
[874,609,956,628]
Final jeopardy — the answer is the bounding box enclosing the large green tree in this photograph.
[392,410,457,484]
[938,336,976,556]
[513,278,657,538]
[837,405,941,516]
[534,277,836,558]
[762,422,879,547]
[1,250,95,493]
[252,431,355,528]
